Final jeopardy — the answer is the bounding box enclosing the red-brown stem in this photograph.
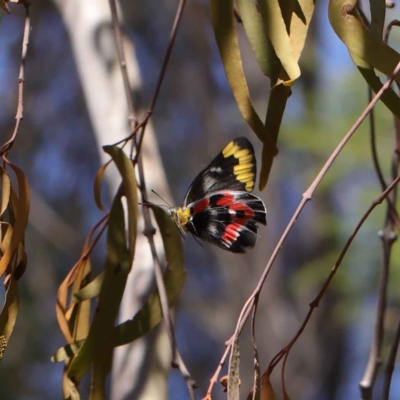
[0,4,30,156]
[205,60,400,397]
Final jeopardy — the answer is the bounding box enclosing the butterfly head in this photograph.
[168,207,192,234]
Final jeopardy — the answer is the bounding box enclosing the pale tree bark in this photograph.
[52,1,172,399]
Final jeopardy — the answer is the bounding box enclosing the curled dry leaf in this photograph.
[220,375,228,393]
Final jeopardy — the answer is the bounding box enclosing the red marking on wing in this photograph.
[216,193,234,206]
[222,223,241,243]
[193,198,210,214]
[229,203,255,218]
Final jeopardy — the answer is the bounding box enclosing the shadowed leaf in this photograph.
[0,166,10,216]
[0,162,29,277]
[103,145,138,263]
[67,195,131,383]
[114,206,186,345]
[67,147,138,382]
[236,0,274,77]
[0,276,18,360]
[93,160,111,211]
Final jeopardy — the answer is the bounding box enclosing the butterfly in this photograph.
[168,137,267,252]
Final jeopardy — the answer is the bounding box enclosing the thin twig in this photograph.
[382,67,400,400]
[359,22,400,400]
[0,4,31,156]
[272,175,400,386]
[205,60,400,397]
[383,310,400,398]
[108,1,195,398]
[250,297,260,400]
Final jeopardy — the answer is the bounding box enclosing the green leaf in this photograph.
[328,0,400,118]
[257,0,300,85]
[114,206,186,346]
[210,0,277,156]
[236,1,274,77]
[260,85,292,190]
[103,145,138,264]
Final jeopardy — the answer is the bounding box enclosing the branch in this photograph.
[205,59,400,397]
[0,3,30,156]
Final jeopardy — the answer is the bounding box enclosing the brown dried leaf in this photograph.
[0,162,29,277]
[0,276,18,360]
[0,167,10,216]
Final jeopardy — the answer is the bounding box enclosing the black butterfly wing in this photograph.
[186,191,267,253]
[183,137,257,206]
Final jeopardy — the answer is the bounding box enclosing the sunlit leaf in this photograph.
[210,0,277,156]
[257,0,300,85]
[73,271,104,303]
[328,0,400,117]
[51,342,82,363]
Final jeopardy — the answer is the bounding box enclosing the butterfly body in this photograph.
[169,137,267,253]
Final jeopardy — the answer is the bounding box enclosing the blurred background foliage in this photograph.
[1,0,400,399]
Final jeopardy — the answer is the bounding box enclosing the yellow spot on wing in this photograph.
[245,181,254,191]
[222,141,240,158]
[237,172,254,182]
[239,154,253,164]
[234,163,253,173]
[234,149,250,159]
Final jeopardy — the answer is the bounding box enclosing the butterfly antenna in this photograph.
[138,201,169,210]
[151,189,172,208]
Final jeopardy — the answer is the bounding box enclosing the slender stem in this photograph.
[108,0,137,128]
[205,60,400,397]
[360,21,400,400]
[275,175,400,388]
[0,4,31,156]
